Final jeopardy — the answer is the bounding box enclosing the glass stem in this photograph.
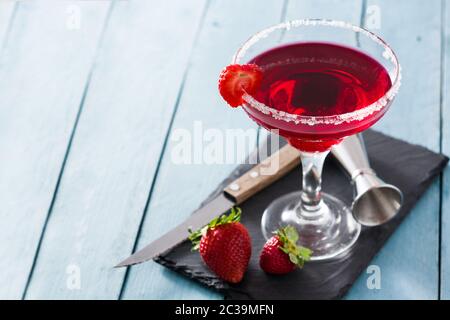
[299,150,329,217]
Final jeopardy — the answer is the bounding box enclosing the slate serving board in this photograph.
[155,130,449,300]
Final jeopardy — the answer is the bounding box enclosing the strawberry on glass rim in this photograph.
[218,64,263,107]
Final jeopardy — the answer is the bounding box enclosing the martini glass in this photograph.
[232,20,401,260]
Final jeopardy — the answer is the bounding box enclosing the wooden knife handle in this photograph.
[224,144,300,204]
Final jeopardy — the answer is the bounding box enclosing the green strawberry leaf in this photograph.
[299,247,313,260]
[284,226,299,243]
[288,253,299,265]
[276,225,312,268]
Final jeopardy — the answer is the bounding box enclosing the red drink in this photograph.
[244,42,392,151]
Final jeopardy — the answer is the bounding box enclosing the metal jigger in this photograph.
[331,134,403,226]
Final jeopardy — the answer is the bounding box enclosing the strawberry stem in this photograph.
[276,226,312,268]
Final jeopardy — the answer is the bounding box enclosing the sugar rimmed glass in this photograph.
[232,19,401,260]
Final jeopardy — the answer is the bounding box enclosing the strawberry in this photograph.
[218,64,263,107]
[259,226,312,275]
[189,207,251,283]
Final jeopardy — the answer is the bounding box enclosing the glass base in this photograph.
[261,191,361,261]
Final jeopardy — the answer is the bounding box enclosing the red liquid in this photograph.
[245,42,392,151]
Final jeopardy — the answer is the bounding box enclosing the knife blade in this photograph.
[115,194,234,267]
[115,144,300,267]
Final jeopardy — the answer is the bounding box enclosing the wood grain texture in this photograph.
[440,0,450,300]
[346,0,442,299]
[22,0,208,300]
[0,1,15,50]
[0,1,111,299]
[120,0,286,299]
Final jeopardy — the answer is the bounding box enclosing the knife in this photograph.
[115,144,300,267]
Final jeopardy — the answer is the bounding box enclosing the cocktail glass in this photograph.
[232,20,401,260]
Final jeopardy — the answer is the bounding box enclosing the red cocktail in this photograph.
[245,42,393,152]
[222,20,401,260]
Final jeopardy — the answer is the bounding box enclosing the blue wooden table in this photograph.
[0,0,448,300]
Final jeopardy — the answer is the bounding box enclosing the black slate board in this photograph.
[155,130,449,300]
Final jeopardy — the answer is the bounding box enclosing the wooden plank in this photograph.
[24,0,207,299]
[0,1,110,299]
[346,0,442,299]
[120,0,285,299]
[440,0,450,300]
[0,1,15,49]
